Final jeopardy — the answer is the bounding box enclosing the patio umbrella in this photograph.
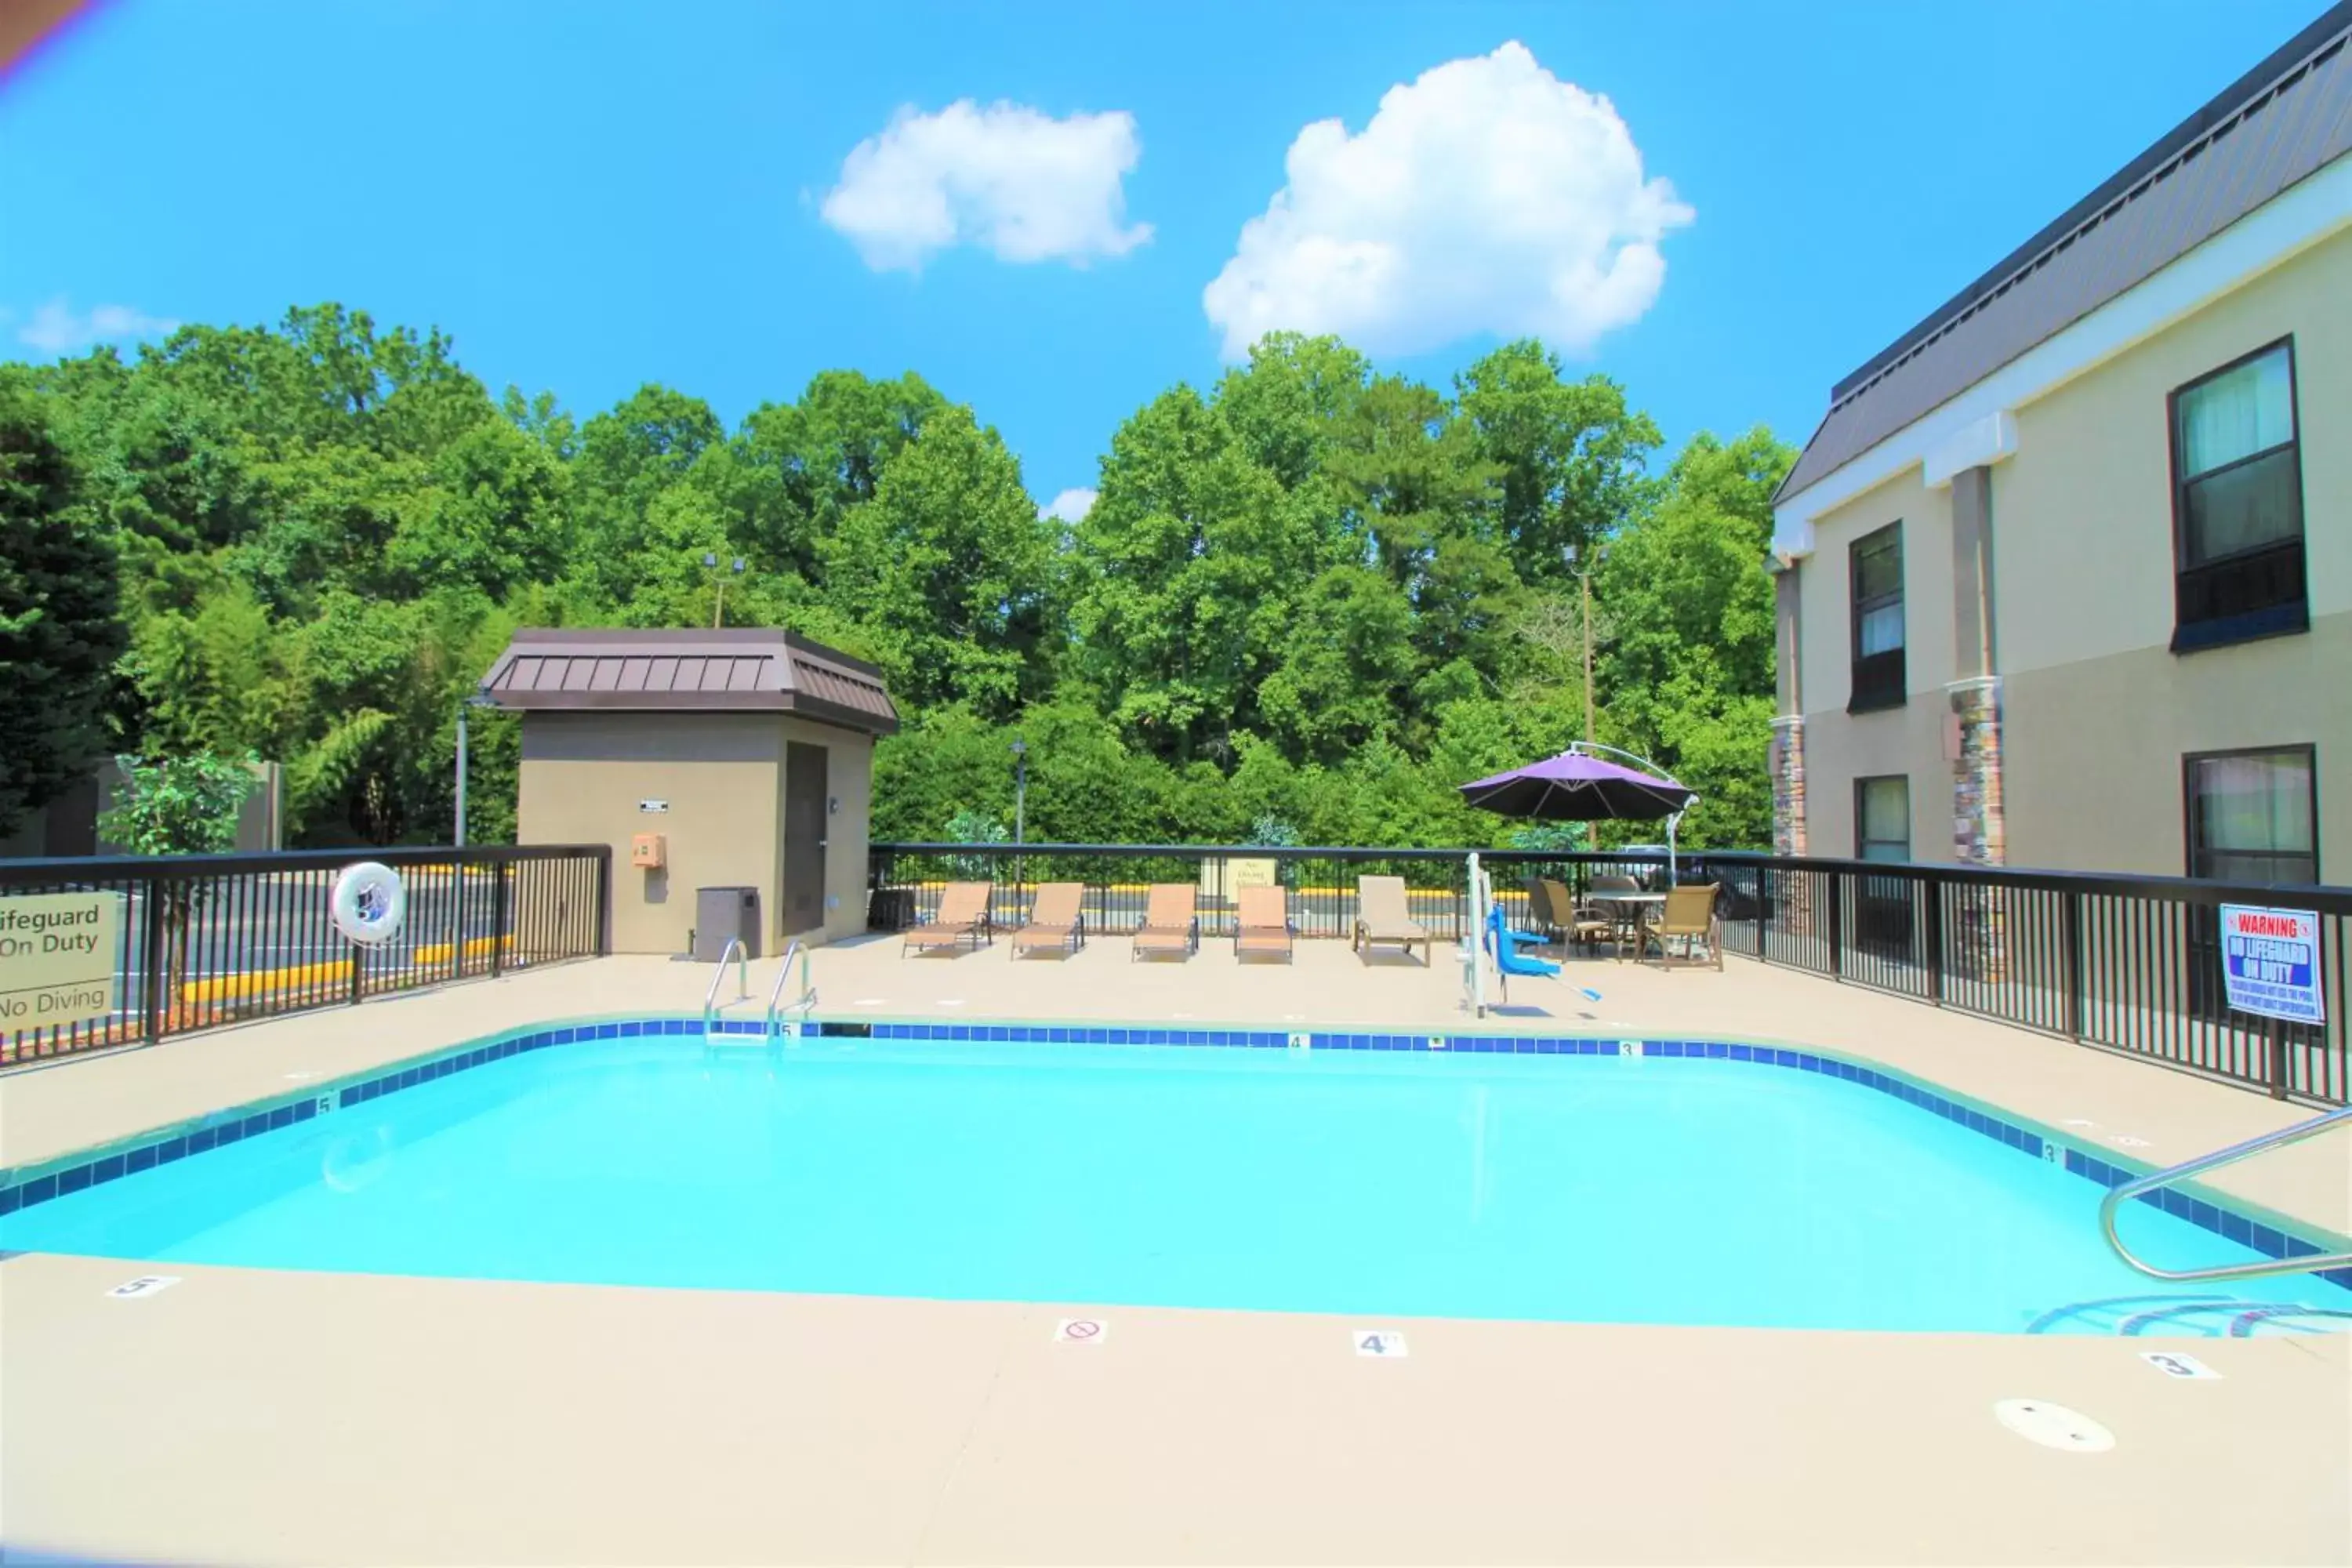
[1457,746,1699,878]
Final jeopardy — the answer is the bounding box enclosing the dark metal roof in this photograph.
[479,629,899,735]
[1777,5,2352,503]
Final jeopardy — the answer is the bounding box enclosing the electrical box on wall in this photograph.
[630,833,666,869]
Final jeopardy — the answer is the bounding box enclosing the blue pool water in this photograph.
[4,1036,2346,1334]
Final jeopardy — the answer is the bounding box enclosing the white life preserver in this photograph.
[331,862,408,946]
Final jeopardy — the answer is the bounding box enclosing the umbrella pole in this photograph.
[1668,812,1680,885]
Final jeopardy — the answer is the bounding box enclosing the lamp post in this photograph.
[453,692,498,848]
[1564,542,1606,746]
[702,551,746,629]
[1010,736,1028,892]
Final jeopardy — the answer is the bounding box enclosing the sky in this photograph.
[0,0,2328,519]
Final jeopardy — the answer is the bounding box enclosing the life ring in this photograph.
[331,862,408,946]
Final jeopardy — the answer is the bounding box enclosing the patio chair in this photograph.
[1009,881,1085,959]
[902,880,993,956]
[1131,884,1199,960]
[1234,884,1294,962]
[1641,883,1723,970]
[1542,876,1616,954]
[1523,877,1571,945]
[1586,873,1645,960]
[1352,875,1431,964]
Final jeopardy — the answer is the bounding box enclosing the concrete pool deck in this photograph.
[4,938,2349,1564]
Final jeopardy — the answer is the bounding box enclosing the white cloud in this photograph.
[821,100,1152,272]
[1202,42,1692,361]
[1041,488,1097,524]
[17,297,181,356]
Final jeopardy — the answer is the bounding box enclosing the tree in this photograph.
[822,405,1057,719]
[1457,341,1660,587]
[97,751,262,1009]
[0,389,125,840]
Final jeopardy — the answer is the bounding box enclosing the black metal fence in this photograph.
[1,845,610,1065]
[869,842,2349,1105]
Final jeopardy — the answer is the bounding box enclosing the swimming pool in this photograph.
[4,1022,2347,1335]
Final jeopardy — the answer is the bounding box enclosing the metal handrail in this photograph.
[2100,1104,2352,1283]
[764,940,816,1041]
[701,938,750,1036]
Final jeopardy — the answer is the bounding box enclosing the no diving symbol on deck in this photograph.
[1054,1318,1107,1345]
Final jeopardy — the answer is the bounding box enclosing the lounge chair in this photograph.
[1642,884,1722,970]
[1010,881,1085,958]
[1131,884,1199,960]
[1543,876,1616,954]
[1234,884,1294,961]
[902,880,993,956]
[1352,875,1431,963]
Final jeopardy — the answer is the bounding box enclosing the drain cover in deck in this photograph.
[1993,1399,2114,1453]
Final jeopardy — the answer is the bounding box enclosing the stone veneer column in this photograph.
[1769,559,1811,942]
[1946,463,2007,983]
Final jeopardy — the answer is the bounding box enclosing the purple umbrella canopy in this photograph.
[1457,749,1698,822]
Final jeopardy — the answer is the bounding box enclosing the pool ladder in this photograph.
[701,937,750,1036]
[763,940,817,1042]
[2099,1103,2352,1283]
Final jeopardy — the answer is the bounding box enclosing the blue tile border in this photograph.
[2,1013,2345,1292]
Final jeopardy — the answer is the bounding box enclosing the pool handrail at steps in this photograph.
[764,940,816,1042]
[2099,1103,2352,1283]
[701,938,750,1037]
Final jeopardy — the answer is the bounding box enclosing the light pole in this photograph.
[453,692,498,848]
[1009,736,1028,892]
[702,551,746,628]
[1564,542,1606,746]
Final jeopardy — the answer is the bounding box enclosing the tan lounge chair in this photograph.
[1235,884,1294,961]
[1010,881,1086,958]
[902,880,993,955]
[1642,883,1722,970]
[1131,884,1199,960]
[1352,875,1430,963]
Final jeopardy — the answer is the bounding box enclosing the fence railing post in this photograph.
[2063,890,2085,1040]
[1827,869,1845,980]
[594,849,612,956]
[1922,873,1944,1005]
[140,872,166,1044]
[489,855,508,978]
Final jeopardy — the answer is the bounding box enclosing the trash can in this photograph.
[693,887,760,963]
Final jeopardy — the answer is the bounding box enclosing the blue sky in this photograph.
[0,0,2326,514]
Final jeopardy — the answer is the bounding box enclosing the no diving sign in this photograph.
[2220,905,2326,1025]
[1054,1318,1107,1345]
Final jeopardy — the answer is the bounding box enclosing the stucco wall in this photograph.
[517,710,880,955]
[1787,225,2347,875]
[1793,465,1955,861]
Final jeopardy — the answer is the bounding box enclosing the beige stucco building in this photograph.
[1770,5,2350,884]
[480,630,898,956]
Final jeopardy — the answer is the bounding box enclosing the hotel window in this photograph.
[2184,746,2318,885]
[1856,775,1911,862]
[2169,339,2307,652]
[1848,523,1905,712]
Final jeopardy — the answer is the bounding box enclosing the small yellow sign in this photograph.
[0,891,121,1029]
[1203,858,1281,900]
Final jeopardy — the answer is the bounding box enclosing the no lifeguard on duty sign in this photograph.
[2220,904,2326,1026]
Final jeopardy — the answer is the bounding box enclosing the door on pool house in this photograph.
[782,741,829,938]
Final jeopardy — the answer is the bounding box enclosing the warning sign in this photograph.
[1054,1318,1108,1345]
[2220,905,2326,1025]
[0,891,120,1029]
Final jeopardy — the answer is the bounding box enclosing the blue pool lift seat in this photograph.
[1486,903,1560,980]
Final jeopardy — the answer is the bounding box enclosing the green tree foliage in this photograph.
[8,302,1791,855]
[0,387,125,840]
